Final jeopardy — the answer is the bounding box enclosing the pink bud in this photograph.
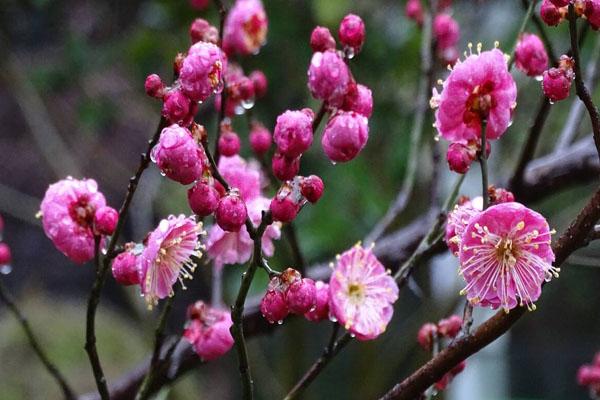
[405,0,424,25]
[218,131,241,157]
[446,142,474,174]
[0,243,12,265]
[321,111,369,163]
[417,322,437,351]
[304,281,329,322]
[270,195,299,223]
[339,14,365,54]
[272,152,301,181]
[549,0,569,6]
[179,42,224,103]
[515,33,549,77]
[0,214,4,235]
[342,83,373,117]
[489,186,515,204]
[310,26,336,52]
[542,67,572,102]
[187,300,207,320]
[300,175,324,203]
[189,0,210,10]
[215,192,247,232]
[145,74,165,98]
[451,360,467,376]
[111,249,141,286]
[260,290,289,324]
[578,365,600,386]
[540,0,564,26]
[286,278,316,314]
[273,109,314,158]
[433,14,460,51]
[249,123,272,155]
[249,70,268,99]
[437,315,462,338]
[586,0,600,30]
[93,206,118,235]
[308,50,351,107]
[162,90,191,125]
[188,179,220,217]
[434,373,452,391]
[183,308,234,361]
[238,76,255,103]
[189,18,219,44]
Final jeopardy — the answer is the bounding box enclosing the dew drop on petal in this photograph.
[0,264,12,275]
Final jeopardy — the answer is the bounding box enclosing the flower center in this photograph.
[495,238,518,268]
[465,81,495,124]
[243,14,266,48]
[68,195,95,228]
[348,282,365,302]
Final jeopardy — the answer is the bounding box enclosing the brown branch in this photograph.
[378,186,600,400]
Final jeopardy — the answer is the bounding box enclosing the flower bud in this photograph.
[577,365,600,386]
[273,109,314,158]
[417,322,437,351]
[515,33,549,77]
[180,42,224,103]
[249,122,272,155]
[322,111,369,163]
[585,0,600,30]
[437,315,462,338]
[187,300,207,320]
[162,90,191,125]
[111,249,141,286]
[260,289,289,324]
[304,281,329,322]
[286,278,317,314]
[310,26,336,53]
[189,0,210,10]
[446,142,474,174]
[300,175,324,203]
[189,18,219,44]
[216,192,247,232]
[342,83,373,117]
[218,131,241,157]
[549,0,569,6]
[406,0,424,25]
[433,14,460,51]
[270,194,299,223]
[542,67,572,102]
[0,243,12,266]
[188,179,220,217]
[183,305,234,361]
[540,0,564,26]
[145,74,165,98]
[272,152,301,181]
[488,186,515,204]
[93,206,118,235]
[339,14,365,54]
[249,70,268,98]
[308,50,351,107]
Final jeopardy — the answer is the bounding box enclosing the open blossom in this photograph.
[458,202,558,312]
[329,244,399,340]
[40,178,107,264]
[218,155,263,201]
[514,33,549,77]
[205,196,281,268]
[445,196,483,256]
[223,0,268,56]
[141,215,204,308]
[432,48,517,142]
[179,41,225,102]
[184,301,234,361]
[308,50,351,107]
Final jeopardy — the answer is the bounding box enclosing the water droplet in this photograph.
[241,97,255,110]
[214,80,225,94]
[349,333,356,338]
[234,104,245,115]
[507,119,514,128]
[309,305,316,312]
[160,171,166,177]
[331,161,337,166]
[549,99,555,105]
[277,320,284,325]
[535,75,543,82]
[329,316,338,322]
[345,46,355,59]
[0,264,12,275]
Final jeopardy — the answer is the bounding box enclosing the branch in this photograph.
[378,185,600,400]
[0,279,76,400]
[568,4,600,160]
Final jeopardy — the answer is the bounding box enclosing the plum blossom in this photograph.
[184,301,234,361]
[222,0,268,56]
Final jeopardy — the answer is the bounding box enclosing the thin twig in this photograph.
[568,4,600,160]
[135,295,176,400]
[0,280,76,400]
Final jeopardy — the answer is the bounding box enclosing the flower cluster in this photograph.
[183,301,234,361]
[540,0,600,29]
[542,55,575,102]
[577,352,600,398]
[215,63,267,118]
[431,45,517,174]
[417,314,466,393]
[222,0,268,56]
[39,178,118,264]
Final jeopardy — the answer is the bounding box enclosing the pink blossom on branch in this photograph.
[179,41,225,103]
[183,301,234,361]
[458,202,558,312]
[329,243,399,340]
[222,0,268,56]
[321,110,369,163]
[514,33,549,77]
[40,178,107,264]
[307,50,351,107]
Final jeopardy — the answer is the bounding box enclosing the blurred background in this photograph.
[0,0,599,399]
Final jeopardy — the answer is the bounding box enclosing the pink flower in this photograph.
[329,244,399,340]
[338,14,366,54]
[341,83,373,117]
[0,243,12,266]
[308,50,351,107]
[151,124,208,185]
[446,142,475,174]
[94,206,118,235]
[205,196,281,268]
[183,301,234,361]
[189,18,219,44]
[515,33,549,77]
[542,66,573,102]
[249,70,268,98]
[179,42,225,103]
[145,74,164,98]
[432,48,517,142]
[540,0,565,26]
[140,215,204,308]
[310,26,336,53]
[222,0,268,56]
[112,245,142,286]
[433,14,460,51]
[405,0,424,25]
[304,281,330,322]
[586,0,600,30]
[458,202,558,312]
[249,122,272,155]
[218,155,263,201]
[40,178,107,264]
[273,109,315,159]
[272,152,301,181]
[417,323,438,351]
[445,196,483,256]
[321,110,369,163]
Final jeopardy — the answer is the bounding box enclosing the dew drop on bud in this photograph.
[535,75,543,82]
[277,320,284,325]
[350,333,356,338]
[329,316,337,322]
[241,97,255,110]
[234,104,245,115]
[160,171,167,177]
[344,46,355,60]
[549,100,555,105]
[0,264,12,275]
